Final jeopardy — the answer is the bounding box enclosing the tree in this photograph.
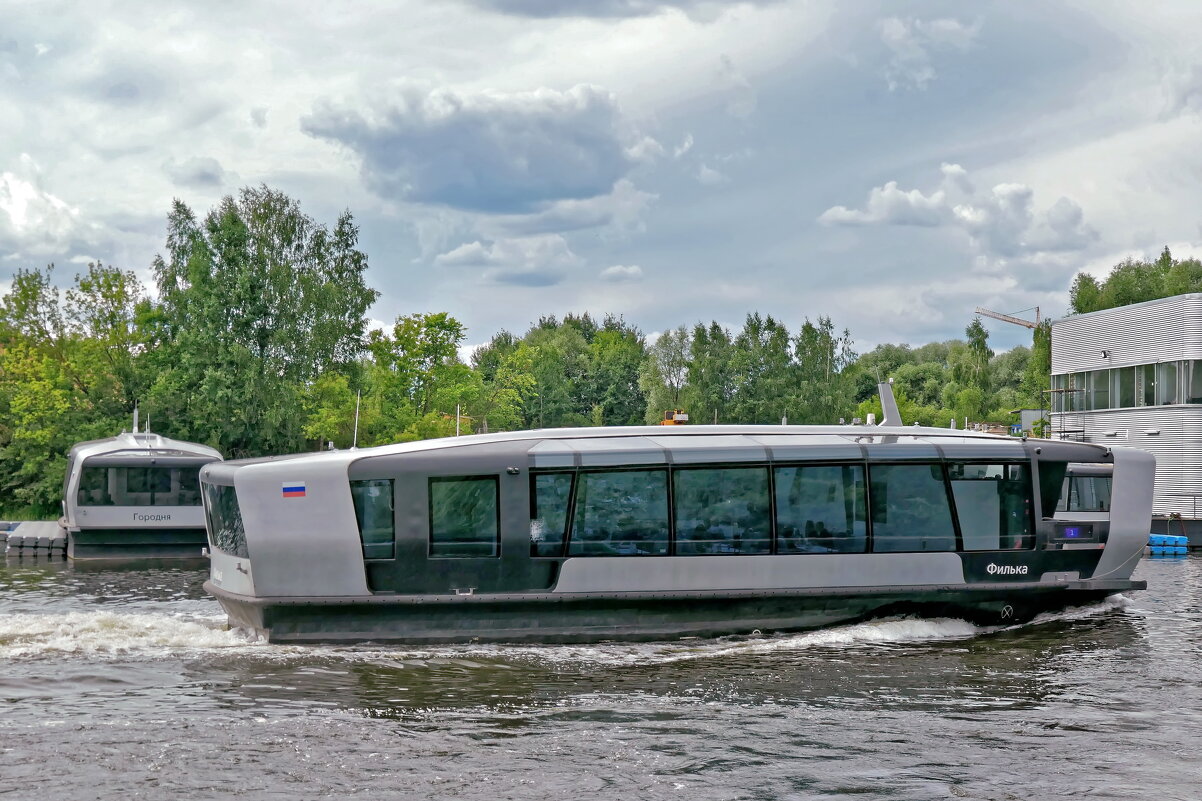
[147,186,378,457]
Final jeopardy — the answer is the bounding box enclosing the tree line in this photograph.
[7,185,1137,518]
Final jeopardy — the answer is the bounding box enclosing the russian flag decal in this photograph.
[282,482,306,498]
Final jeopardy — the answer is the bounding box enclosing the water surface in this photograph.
[2,555,1200,799]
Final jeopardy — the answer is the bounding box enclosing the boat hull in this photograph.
[68,527,210,560]
[205,579,1144,644]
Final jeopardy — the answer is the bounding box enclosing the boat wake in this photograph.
[0,595,1133,664]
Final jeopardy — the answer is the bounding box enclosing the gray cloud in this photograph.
[302,84,639,213]
[163,156,227,188]
[435,234,579,286]
[484,179,656,237]
[465,0,779,19]
[599,264,643,282]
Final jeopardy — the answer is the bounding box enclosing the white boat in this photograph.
[200,402,1153,643]
[63,427,222,559]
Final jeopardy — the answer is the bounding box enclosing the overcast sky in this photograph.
[3,0,1201,354]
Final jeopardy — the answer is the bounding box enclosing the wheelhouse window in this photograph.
[948,463,1034,551]
[1057,475,1112,513]
[568,469,669,556]
[531,473,573,557]
[429,477,499,558]
[673,466,771,555]
[203,483,247,558]
[350,479,395,559]
[869,464,956,552]
[775,464,867,554]
[77,465,206,507]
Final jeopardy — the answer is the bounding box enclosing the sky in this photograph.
[2,0,1201,355]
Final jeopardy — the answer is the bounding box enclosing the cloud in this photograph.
[302,84,641,213]
[250,106,268,128]
[464,0,780,20]
[162,156,227,188]
[717,54,756,118]
[819,163,1098,262]
[599,264,643,282]
[697,164,728,185]
[673,133,694,159]
[1163,61,1202,116]
[0,156,96,261]
[485,179,656,237]
[878,17,979,91]
[435,234,579,286]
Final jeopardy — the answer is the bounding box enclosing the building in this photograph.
[1050,293,1202,544]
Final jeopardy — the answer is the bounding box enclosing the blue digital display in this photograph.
[1062,526,1083,539]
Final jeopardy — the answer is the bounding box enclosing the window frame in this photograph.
[529,470,576,559]
[427,475,501,559]
[565,465,672,557]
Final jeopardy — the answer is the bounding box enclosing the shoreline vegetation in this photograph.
[2,186,1197,519]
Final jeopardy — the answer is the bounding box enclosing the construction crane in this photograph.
[974,306,1040,329]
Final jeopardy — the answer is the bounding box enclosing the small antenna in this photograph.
[352,390,361,449]
[132,403,139,434]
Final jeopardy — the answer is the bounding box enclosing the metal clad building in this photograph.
[1051,293,1202,540]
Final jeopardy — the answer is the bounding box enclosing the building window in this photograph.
[1139,364,1156,406]
[351,479,394,559]
[530,473,573,557]
[948,463,1034,551]
[1157,362,1179,405]
[869,464,956,553]
[1189,361,1202,403]
[429,477,499,558]
[775,464,867,553]
[1114,367,1136,408]
[568,469,669,556]
[1091,369,1110,410]
[674,467,771,555]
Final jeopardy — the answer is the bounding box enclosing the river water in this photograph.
[1,555,1200,800]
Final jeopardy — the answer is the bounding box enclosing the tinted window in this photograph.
[775,464,867,553]
[1140,364,1156,406]
[1091,369,1110,410]
[430,477,499,558]
[351,479,395,559]
[77,466,205,507]
[1157,362,1178,405]
[674,467,771,555]
[1115,367,1135,408]
[531,473,573,557]
[203,483,247,558]
[949,463,1034,551]
[569,470,668,556]
[1057,475,1112,513]
[869,464,956,552]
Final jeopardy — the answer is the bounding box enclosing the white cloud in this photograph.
[435,234,580,286]
[302,83,641,213]
[0,156,94,260]
[819,163,1097,264]
[465,0,782,20]
[878,16,979,91]
[697,164,728,185]
[717,53,756,118]
[673,133,694,159]
[599,264,643,282]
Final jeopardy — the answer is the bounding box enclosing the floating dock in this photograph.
[2,521,68,557]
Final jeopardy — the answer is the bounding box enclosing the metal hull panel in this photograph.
[68,527,209,560]
[207,580,1142,644]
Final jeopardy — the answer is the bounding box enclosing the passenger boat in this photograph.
[201,402,1153,643]
[62,423,223,559]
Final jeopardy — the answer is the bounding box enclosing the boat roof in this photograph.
[212,424,1109,472]
[67,431,223,464]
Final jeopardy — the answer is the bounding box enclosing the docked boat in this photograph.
[201,404,1154,643]
[63,425,223,559]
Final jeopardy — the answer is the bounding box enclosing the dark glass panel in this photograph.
[568,470,668,556]
[430,477,499,558]
[869,464,956,552]
[774,464,867,554]
[948,463,1034,551]
[351,479,395,559]
[674,467,771,555]
[531,473,573,557]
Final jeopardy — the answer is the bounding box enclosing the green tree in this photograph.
[147,186,378,457]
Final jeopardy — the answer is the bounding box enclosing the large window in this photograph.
[77,466,205,507]
[203,483,247,558]
[674,467,771,554]
[1139,364,1156,406]
[531,473,573,557]
[568,469,669,556]
[1091,369,1110,410]
[1057,474,1111,512]
[775,464,867,553]
[1114,367,1136,408]
[1191,362,1202,403]
[1157,362,1179,405]
[869,464,956,552]
[351,479,395,559]
[948,463,1033,550]
[429,477,499,558]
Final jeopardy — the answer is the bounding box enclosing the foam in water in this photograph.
[0,597,1128,664]
[0,610,263,660]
